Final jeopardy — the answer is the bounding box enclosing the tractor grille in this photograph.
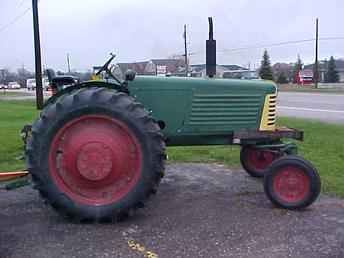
[189,94,261,127]
[267,94,277,126]
[260,94,277,131]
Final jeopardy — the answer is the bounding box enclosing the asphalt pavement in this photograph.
[1,163,344,258]
[278,92,344,123]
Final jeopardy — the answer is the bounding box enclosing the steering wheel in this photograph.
[96,53,122,84]
[96,53,116,75]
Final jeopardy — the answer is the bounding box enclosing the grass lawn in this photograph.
[0,101,37,171]
[0,91,25,96]
[278,83,344,94]
[0,100,343,197]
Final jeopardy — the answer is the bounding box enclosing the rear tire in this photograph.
[26,87,165,222]
[264,155,321,209]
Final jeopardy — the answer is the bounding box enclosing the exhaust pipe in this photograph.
[206,17,216,78]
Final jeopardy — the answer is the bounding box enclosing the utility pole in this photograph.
[67,53,71,74]
[184,24,188,77]
[32,0,43,109]
[314,18,319,89]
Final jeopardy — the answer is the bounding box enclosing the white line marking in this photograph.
[278,106,344,114]
[279,92,344,97]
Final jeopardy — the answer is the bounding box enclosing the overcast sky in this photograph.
[1,0,343,72]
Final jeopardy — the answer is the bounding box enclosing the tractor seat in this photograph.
[52,76,77,86]
[46,69,79,93]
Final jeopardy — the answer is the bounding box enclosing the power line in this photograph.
[220,37,344,53]
[319,36,344,41]
[189,36,344,56]
[220,39,316,53]
[0,7,32,34]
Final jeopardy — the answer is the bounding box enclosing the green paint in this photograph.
[129,76,276,145]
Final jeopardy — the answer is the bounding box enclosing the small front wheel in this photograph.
[240,146,281,178]
[264,155,321,209]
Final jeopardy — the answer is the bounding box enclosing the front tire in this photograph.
[240,146,281,178]
[27,87,165,222]
[264,155,321,209]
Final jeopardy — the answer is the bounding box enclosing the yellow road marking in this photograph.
[128,239,158,258]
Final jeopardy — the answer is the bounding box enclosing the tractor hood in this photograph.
[129,76,277,95]
[127,76,277,143]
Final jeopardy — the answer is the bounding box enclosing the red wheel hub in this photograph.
[247,148,276,171]
[273,166,310,203]
[49,115,142,206]
[76,142,113,181]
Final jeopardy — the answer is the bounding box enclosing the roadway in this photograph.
[0,89,51,100]
[278,92,344,124]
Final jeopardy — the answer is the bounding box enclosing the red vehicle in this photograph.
[296,69,313,85]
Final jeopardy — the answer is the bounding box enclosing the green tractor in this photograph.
[4,17,321,222]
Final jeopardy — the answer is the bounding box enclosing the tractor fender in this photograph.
[43,81,161,131]
[44,80,121,108]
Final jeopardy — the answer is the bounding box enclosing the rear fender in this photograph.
[43,81,121,108]
[42,81,161,128]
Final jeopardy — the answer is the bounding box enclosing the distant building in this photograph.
[190,64,247,78]
[116,60,256,79]
[147,59,186,76]
[117,59,186,77]
[117,61,150,76]
[272,63,293,82]
[223,70,258,80]
[304,59,344,83]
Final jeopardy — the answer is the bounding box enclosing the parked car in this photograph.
[0,84,8,90]
[8,82,21,89]
[26,77,50,91]
[26,78,36,91]
[43,77,50,91]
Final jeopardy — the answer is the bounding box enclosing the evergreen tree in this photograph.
[259,50,274,80]
[325,56,339,83]
[277,72,288,84]
[292,55,303,83]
